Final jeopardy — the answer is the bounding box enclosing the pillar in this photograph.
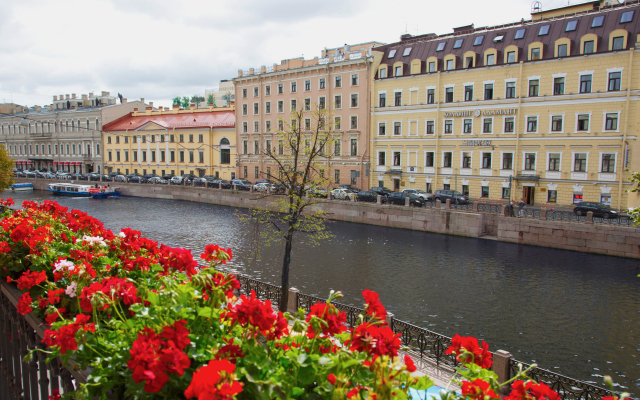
[492,350,513,394]
[446,198,451,209]
[377,195,382,205]
[405,196,410,206]
[473,202,479,212]
[287,287,300,313]
[587,211,593,223]
[436,199,442,209]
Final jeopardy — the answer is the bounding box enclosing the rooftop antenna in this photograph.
[532,0,542,13]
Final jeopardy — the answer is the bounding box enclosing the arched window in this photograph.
[220,137,230,145]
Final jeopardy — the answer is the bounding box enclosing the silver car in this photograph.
[401,189,432,201]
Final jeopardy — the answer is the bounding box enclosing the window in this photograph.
[242,122,248,133]
[443,152,452,167]
[393,151,401,166]
[605,113,618,130]
[334,117,341,130]
[428,61,436,72]
[395,66,402,76]
[290,99,297,111]
[266,140,271,154]
[504,117,515,133]
[577,114,590,131]
[612,36,625,50]
[551,115,563,132]
[621,10,634,23]
[319,97,326,109]
[483,118,492,133]
[474,36,484,46]
[254,121,259,133]
[304,98,311,110]
[608,72,621,91]
[529,79,539,96]
[242,88,247,98]
[524,153,536,170]
[379,69,387,78]
[531,47,541,60]
[319,78,326,89]
[464,85,473,101]
[198,134,203,143]
[334,95,342,109]
[494,35,504,42]
[484,83,493,100]
[142,150,147,162]
[446,59,454,70]
[243,166,247,178]
[107,136,111,144]
[351,94,358,107]
[278,101,283,112]
[580,75,592,93]
[506,82,516,98]
[548,153,561,171]
[220,149,230,164]
[335,76,342,87]
[502,187,511,199]
[266,85,271,95]
[427,89,435,104]
[335,170,340,183]
[115,136,120,144]
[334,140,340,156]
[465,56,474,68]
[574,153,587,171]
[486,54,495,66]
[302,80,310,91]
[436,42,446,51]
[426,120,435,135]
[253,87,259,97]
[527,116,538,132]
[291,82,297,92]
[463,119,472,134]
[515,29,526,39]
[108,150,112,162]
[454,39,463,48]
[507,51,516,63]
[557,44,567,57]
[266,102,271,113]
[379,122,386,136]
[278,83,283,94]
[403,47,412,56]
[394,92,402,106]
[445,87,454,102]
[133,150,138,162]
[379,93,386,107]
[179,150,184,162]
[482,153,492,169]
[583,40,594,54]
[538,25,550,35]
[554,77,565,95]
[462,152,471,168]
[566,20,577,31]
[351,139,358,156]
[350,116,358,130]
[394,122,401,135]
[592,15,604,28]
[170,150,175,162]
[170,134,174,142]
[351,74,359,86]
[378,151,386,165]
[188,134,193,143]
[601,154,615,172]
[444,119,453,134]
[502,153,513,169]
[426,152,434,167]
[481,187,490,198]
[151,150,157,162]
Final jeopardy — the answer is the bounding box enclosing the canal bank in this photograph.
[26,179,640,258]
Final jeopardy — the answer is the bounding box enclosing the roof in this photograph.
[376,1,640,77]
[102,110,235,132]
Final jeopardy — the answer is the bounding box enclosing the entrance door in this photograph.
[523,186,535,205]
[393,178,400,191]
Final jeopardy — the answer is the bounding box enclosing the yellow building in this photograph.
[370,1,640,209]
[102,104,236,179]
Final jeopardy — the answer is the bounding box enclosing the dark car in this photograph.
[356,191,380,203]
[128,176,148,184]
[386,192,424,207]
[109,172,120,177]
[98,174,113,182]
[144,174,158,179]
[334,184,360,193]
[208,179,232,189]
[433,190,468,205]
[231,179,253,191]
[370,187,392,197]
[162,174,174,180]
[574,202,620,218]
[127,173,142,179]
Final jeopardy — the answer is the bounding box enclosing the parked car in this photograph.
[98,175,113,182]
[14,171,26,178]
[369,187,392,197]
[334,184,360,193]
[331,188,356,200]
[128,176,148,184]
[255,182,275,192]
[402,188,432,201]
[109,172,120,177]
[148,176,168,185]
[307,187,328,198]
[127,173,142,179]
[356,191,381,203]
[43,172,56,179]
[193,177,208,186]
[573,202,620,218]
[24,171,37,178]
[114,175,127,183]
[208,179,232,189]
[35,171,46,178]
[144,174,158,180]
[433,190,468,204]
[231,179,253,191]
[387,192,424,207]
[162,174,174,181]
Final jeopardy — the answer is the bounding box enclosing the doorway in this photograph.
[523,186,535,205]
[393,178,400,191]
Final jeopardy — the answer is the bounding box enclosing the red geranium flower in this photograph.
[347,322,401,359]
[0,241,11,254]
[462,378,500,400]
[362,289,387,321]
[328,373,337,385]
[201,244,233,264]
[0,198,15,207]
[225,291,277,337]
[15,270,47,290]
[305,302,347,339]
[445,334,493,369]
[506,380,560,400]
[404,355,417,372]
[17,293,33,315]
[184,359,243,400]
[48,389,61,400]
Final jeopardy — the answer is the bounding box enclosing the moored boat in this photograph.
[88,186,121,198]
[11,183,33,192]
[47,183,121,197]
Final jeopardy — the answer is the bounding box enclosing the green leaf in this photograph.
[296,353,308,366]
[151,264,164,272]
[411,375,434,390]
[393,390,409,400]
[146,291,159,305]
[318,356,331,366]
[197,307,213,317]
[291,387,305,398]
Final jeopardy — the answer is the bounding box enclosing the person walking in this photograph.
[518,198,525,218]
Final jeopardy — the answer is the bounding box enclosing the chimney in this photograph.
[145,106,153,111]
[140,98,144,104]
[89,92,94,97]
[59,94,64,100]
[72,93,76,99]
[164,107,170,111]
[81,94,88,100]
[65,94,70,100]
[53,95,58,101]
[173,104,180,110]
[122,98,127,104]
[133,108,138,112]
[149,101,153,108]
[101,91,108,96]
[189,104,195,110]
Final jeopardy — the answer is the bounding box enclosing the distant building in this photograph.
[0,92,150,173]
[203,80,235,108]
[0,103,28,115]
[102,104,236,179]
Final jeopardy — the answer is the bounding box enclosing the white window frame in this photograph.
[351,73,359,86]
[392,150,402,167]
[291,81,297,93]
[290,99,297,112]
[481,116,494,134]
[277,100,284,113]
[500,151,515,170]
[265,120,271,132]
[377,150,387,166]
[425,151,435,167]
[408,119,419,136]
[377,90,387,108]
[254,121,259,133]
[334,75,343,88]
[443,118,454,135]
[265,101,271,114]
[350,93,359,108]
[525,114,540,134]
[502,116,516,134]
[480,151,494,169]
[463,82,475,101]
[393,89,403,106]
[443,83,455,102]
[441,150,453,168]
[393,121,402,136]
[460,150,473,169]
[602,110,621,132]
[577,70,595,93]
[333,94,342,109]
[551,72,567,95]
[319,77,326,90]
[571,151,589,172]
[462,118,473,135]
[349,115,359,130]
[504,77,518,98]
[522,151,539,171]
[575,111,592,133]
[378,121,387,136]
[549,113,565,134]
[425,119,436,135]
[598,151,618,173]
[546,151,563,172]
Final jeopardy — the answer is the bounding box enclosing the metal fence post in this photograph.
[492,350,513,394]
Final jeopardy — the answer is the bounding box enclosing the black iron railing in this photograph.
[478,204,502,213]
[296,292,365,328]
[235,274,282,310]
[390,318,459,367]
[546,210,588,222]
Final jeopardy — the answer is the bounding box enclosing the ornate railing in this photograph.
[546,210,588,222]
[390,319,458,367]
[508,359,612,400]
[524,208,542,218]
[478,204,502,213]
[451,203,473,211]
[296,292,365,328]
[593,216,634,226]
[235,274,282,310]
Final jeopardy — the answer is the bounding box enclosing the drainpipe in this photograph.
[434,71,441,190]
[617,48,634,210]
[514,60,524,202]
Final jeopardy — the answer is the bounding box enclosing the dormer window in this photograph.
[454,39,463,48]
[565,20,577,31]
[538,25,550,35]
[474,36,484,46]
[493,35,504,42]
[436,42,446,51]
[514,29,525,39]
[388,49,397,58]
[592,15,604,27]
[403,47,412,56]
[621,10,634,23]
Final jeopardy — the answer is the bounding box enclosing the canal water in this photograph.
[7,191,640,394]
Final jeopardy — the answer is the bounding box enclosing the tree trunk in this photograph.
[280,225,294,310]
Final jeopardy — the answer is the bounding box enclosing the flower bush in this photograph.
[0,199,626,400]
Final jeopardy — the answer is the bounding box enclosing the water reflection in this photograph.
[7,191,640,394]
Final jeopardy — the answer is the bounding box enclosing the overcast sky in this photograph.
[0,0,571,109]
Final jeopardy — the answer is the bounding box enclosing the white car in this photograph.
[331,188,356,200]
[402,189,432,201]
[254,182,275,192]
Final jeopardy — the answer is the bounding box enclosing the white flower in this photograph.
[53,259,75,272]
[80,235,107,247]
[119,232,126,238]
[65,282,77,298]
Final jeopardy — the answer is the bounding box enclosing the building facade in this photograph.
[102,104,236,179]
[0,92,146,174]
[203,80,235,108]
[233,41,383,189]
[370,1,640,209]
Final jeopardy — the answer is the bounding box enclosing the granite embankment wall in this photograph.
[29,180,640,258]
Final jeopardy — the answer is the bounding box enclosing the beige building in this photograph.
[370,1,640,209]
[102,104,236,179]
[203,80,235,108]
[233,41,383,189]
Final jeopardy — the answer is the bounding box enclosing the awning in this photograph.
[53,161,58,165]
[63,162,70,165]
[514,174,540,182]
[384,169,403,175]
